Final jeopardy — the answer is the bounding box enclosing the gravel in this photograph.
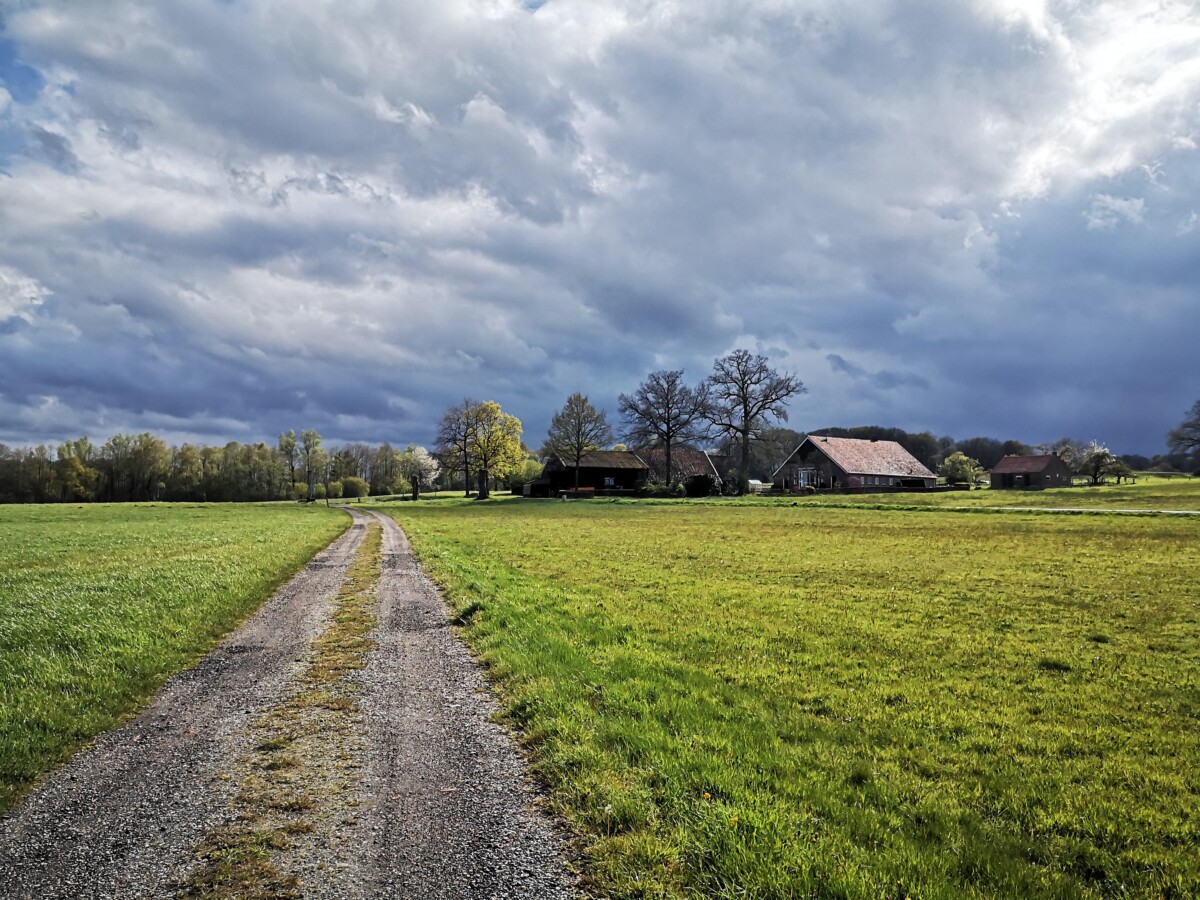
[0,509,577,899]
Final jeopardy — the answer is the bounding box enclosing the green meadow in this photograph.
[387,497,1199,898]
[0,503,347,813]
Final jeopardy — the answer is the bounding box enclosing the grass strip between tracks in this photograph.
[180,522,382,899]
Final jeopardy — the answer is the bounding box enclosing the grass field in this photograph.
[774,476,1200,512]
[386,497,1199,898]
[0,502,347,814]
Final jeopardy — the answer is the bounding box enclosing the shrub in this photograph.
[325,480,344,499]
[341,476,370,498]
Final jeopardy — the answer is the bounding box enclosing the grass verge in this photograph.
[0,503,348,814]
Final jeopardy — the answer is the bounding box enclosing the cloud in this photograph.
[0,0,1198,453]
[1085,194,1146,230]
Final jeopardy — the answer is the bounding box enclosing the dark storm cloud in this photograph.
[1,1,1199,453]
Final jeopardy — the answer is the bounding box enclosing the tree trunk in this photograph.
[665,441,673,488]
[477,468,490,500]
[739,429,751,494]
[574,459,581,491]
[411,475,420,501]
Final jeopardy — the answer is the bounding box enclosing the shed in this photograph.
[527,450,650,497]
[772,435,936,491]
[990,455,1072,489]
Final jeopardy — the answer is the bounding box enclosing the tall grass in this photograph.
[0,503,347,813]
[388,499,1199,898]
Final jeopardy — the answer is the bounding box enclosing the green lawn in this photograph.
[386,498,1199,898]
[0,502,348,813]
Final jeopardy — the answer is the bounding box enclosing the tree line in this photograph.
[0,431,443,505]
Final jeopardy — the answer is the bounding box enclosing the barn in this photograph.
[990,454,1073,489]
[772,435,936,491]
[525,450,650,497]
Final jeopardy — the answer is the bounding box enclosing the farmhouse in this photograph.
[990,454,1072,489]
[773,435,936,491]
[525,450,650,497]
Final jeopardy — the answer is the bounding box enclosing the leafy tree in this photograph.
[399,444,441,500]
[469,401,524,500]
[707,350,805,492]
[278,430,298,494]
[955,436,1005,470]
[52,437,99,501]
[618,371,710,488]
[938,451,984,485]
[300,429,324,501]
[545,392,613,491]
[369,442,401,496]
[437,399,481,497]
[1167,400,1200,454]
[1074,440,1122,485]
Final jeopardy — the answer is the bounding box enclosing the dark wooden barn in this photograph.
[525,450,650,497]
[636,446,724,491]
[990,454,1073,489]
[772,435,936,491]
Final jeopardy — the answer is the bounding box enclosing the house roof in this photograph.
[991,454,1063,474]
[550,449,649,470]
[636,446,721,481]
[774,436,936,479]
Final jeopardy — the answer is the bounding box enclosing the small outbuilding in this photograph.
[990,454,1073,489]
[772,435,936,491]
[525,450,650,497]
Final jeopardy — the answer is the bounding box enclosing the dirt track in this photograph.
[0,508,575,899]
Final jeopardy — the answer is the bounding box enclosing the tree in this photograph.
[1167,400,1200,454]
[469,401,524,500]
[278,430,298,495]
[53,437,99,501]
[437,399,481,497]
[618,371,710,488]
[955,436,1005,470]
[300,429,324,501]
[938,451,984,485]
[1074,440,1122,485]
[544,393,613,491]
[399,444,441,500]
[706,349,805,492]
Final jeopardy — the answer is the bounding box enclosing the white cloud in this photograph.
[1085,193,1146,230]
[0,267,48,322]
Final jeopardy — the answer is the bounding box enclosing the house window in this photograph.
[604,477,615,487]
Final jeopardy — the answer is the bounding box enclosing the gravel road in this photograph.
[0,508,576,899]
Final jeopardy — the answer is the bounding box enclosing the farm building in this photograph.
[525,450,650,497]
[637,446,724,492]
[772,435,936,491]
[990,454,1073,489]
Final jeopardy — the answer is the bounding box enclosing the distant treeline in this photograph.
[0,432,441,505]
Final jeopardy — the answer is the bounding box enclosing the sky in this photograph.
[1,0,1198,456]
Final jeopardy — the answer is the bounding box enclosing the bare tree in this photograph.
[618,370,710,487]
[707,349,805,492]
[544,393,613,491]
[436,399,480,497]
[1168,400,1200,453]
